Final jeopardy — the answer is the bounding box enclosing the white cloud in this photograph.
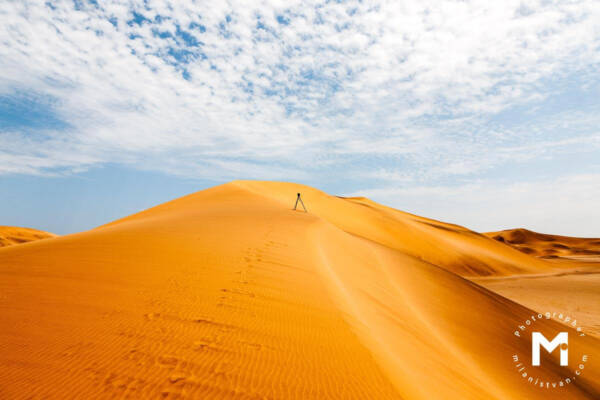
[1,0,599,176]
[0,1,599,234]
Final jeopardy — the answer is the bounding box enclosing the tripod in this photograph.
[293,193,307,212]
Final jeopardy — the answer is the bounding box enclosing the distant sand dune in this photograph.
[0,225,56,247]
[235,181,554,277]
[486,228,600,261]
[0,181,598,399]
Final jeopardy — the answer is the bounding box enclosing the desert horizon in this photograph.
[2,1,599,398]
[1,180,598,399]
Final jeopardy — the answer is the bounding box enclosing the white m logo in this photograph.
[532,332,568,366]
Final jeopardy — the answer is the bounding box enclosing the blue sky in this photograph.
[1,0,599,236]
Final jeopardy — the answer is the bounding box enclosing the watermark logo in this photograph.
[511,312,589,389]
[532,331,568,366]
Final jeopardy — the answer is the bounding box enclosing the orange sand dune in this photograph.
[474,271,600,338]
[0,225,56,247]
[115,180,553,278]
[0,181,598,399]
[478,230,600,336]
[486,228,600,261]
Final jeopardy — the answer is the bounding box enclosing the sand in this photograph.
[0,181,598,399]
[486,228,600,261]
[478,229,600,337]
[0,226,56,247]
[474,269,600,338]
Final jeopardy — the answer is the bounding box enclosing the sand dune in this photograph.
[226,182,555,277]
[0,226,56,247]
[486,228,600,261]
[478,230,600,336]
[0,181,598,399]
[474,271,600,338]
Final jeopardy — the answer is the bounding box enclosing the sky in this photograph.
[1,0,599,236]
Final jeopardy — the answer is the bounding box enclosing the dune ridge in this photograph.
[0,226,56,247]
[0,181,598,399]
[476,230,600,338]
[236,181,559,277]
[486,228,600,261]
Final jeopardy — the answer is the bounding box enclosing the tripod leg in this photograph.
[294,197,299,210]
[299,197,307,212]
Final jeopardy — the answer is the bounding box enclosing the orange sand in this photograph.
[0,181,598,399]
[474,270,600,338]
[486,228,600,261]
[0,226,55,247]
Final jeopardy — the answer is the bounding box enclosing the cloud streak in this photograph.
[1,0,599,234]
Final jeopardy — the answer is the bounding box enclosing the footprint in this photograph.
[144,312,161,321]
[169,373,187,384]
[160,389,183,399]
[192,341,209,351]
[157,356,179,368]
